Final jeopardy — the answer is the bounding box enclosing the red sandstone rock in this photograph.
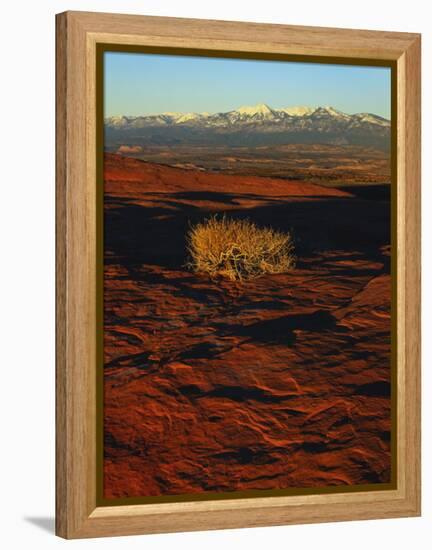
[103,154,392,499]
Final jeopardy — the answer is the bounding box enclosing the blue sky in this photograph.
[104,52,391,119]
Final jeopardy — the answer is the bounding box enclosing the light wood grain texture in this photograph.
[56,11,421,539]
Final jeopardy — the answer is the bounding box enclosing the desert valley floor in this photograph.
[103,152,392,499]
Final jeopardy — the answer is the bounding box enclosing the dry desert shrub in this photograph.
[187,215,295,281]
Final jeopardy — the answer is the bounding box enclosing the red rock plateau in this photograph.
[103,153,392,499]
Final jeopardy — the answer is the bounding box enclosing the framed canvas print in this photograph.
[56,11,421,539]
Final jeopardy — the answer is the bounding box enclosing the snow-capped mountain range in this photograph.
[106,103,389,128]
[105,103,390,149]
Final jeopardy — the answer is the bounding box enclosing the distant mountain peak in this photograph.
[313,105,344,115]
[281,106,315,117]
[236,103,274,116]
[323,105,341,113]
[175,112,200,123]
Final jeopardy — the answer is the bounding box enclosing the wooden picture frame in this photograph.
[56,11,421,539]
